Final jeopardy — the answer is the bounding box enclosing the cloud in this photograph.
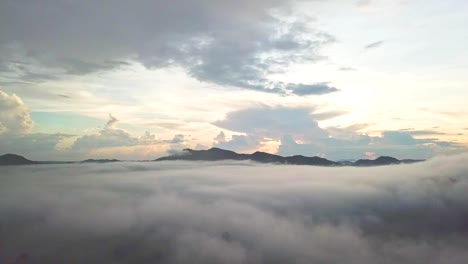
[364,151,377,159]
[214,106,328,139]
[169,134,185,144]
[71,115,187,159]
[288,83,339,96]
[105,113,119,129]
[380,131,417,145]
[1,155,468,262]
[211,106,345,153]
[214,106,464,159]
[0,91,79,159]
[72,115,139,151]
[73,128,139,151]
[214,131,227,143]
[355,0,372,7]
[71,114,167,158]
[279,130,464,160]
[213,131,261,153]
[0,133,76,160]
[338,66,357,71]
[0,90,34,134]
[0,0,335,95]
[364,40,384,50]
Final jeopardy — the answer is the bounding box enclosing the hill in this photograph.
[0,154,37,165]
[156,148,338,166]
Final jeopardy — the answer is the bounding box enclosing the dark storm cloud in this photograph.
[1,155,468,263]
[0,0,334,95]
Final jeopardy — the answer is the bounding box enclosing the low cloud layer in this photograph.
[1,155,468,263]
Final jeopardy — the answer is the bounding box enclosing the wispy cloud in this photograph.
[338,66,357,71]
[355,0,372,7]
[364,40,385,50]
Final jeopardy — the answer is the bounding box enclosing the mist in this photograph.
[1,155,468,263]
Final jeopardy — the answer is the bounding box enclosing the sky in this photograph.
[0,0,467,161]
[1,156,468,262]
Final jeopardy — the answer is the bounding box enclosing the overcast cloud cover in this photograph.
[1,155,468,263]
[0,0,337,95]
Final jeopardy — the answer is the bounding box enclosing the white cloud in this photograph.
[0,90,33,134]
[214,106,329,139]
[72,114,148,152]
[70,115,192,159]
[214,106,465,159]
[1,154,468,262]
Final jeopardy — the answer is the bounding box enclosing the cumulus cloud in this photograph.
[214,106,328,139]
[0,133,76,160]
[213,106,331,153]
[72,115,140,152]
[278,129,462,160]
[0,91,77,160]
[73,128,139,151]
[214,106,463,159]
[0,90,33,134]
[213,131,262,153]
[71,115,187,159]
[1,155,468,263]
[169,134,185,144]
[0,0,335,95]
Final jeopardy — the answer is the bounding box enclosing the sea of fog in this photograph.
[1,155,468,263]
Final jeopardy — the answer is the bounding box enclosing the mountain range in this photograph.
[155,148,423,166]
[0,148,423,167]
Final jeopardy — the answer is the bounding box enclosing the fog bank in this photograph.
[1,155,468,263]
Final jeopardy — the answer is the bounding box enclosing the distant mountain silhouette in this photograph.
[156,148,337,166]
[0,154,37,165]
[0,149,424,167]
[156,148,424,167]
[81,159,121,163]
[354,156,422,166]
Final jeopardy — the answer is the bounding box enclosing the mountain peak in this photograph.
[0,154,36,165]
[354,156,401,166]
